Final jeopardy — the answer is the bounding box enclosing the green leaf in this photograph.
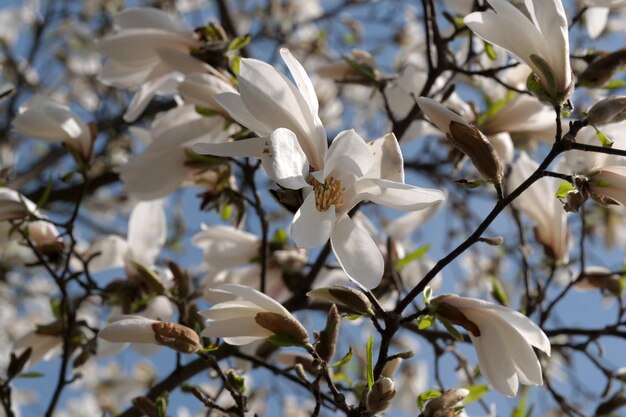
[36,177,54,210]
[60,171,75,183]
[227,34,251,51]
[50,299,62,320]
[417,314,435,330]
[455,178,489,189]
[485,42,497,61]
[220,203,232,221]
[229,373,246,393]
[195,106,218,117]
[441,319,464,341]
[347,314,362,321]
[423,286,433,305]
[156,391,169,417]
[555,181,575,198]
[343,56,376,80]
[231,56,241,75]
[366,334,374,389]
[417,389,442,412]
[491,277,508,306]
[333,371,354,385]
[463,384,490,404]
[604,80,626,90]
[272,228,287,244]
[478,91,514,126]
[396,244,431,270]
[330,347,353,368]
[268,333,302,347]
[16,372,44,378]
[595,129,614,148]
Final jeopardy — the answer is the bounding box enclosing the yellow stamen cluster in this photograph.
[308,176,344,212]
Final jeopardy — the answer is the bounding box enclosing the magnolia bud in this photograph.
[576,267,624,298]
[381,357,403,378]
[152,322,202,353]
[366,377,396,414]
[586,96,626,126]
[614,367,626,382]
[579,49,626,88]
[587,166,626,207]
[315,304,341,362]
[423,388,469,417]
[307,286,374,316]
[254,312,309,346]
[27,220,63,253]
[448,121,503,184]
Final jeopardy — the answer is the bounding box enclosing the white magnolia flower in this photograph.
[119,103,234,200]
[507,152,569,261]
[84,200,166,273]
[98,7,209,121]
[12,95,93,161]
[0,188,37,221]
[193,224,261,272]
[465,0,572,104]
[195,50,444,289]
[433,296,551,397]
[201,284,308,346]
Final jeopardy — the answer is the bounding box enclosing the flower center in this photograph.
[308,176,344,212]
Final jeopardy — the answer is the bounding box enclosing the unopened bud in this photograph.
[131,396,159,417]
[448,121,503,184]
[366,377,396,414]
[613,367,626,383]
[579,49,626,88]
[478,236,504,246]
[381,357,403,378]
[576,267,624,298]
[152,322,202,353]
[315,304,341,362]
[424,388,469,417]
[587,96,626,126]
[255,312,309,346]
[27,220,63,254]
[307,286,374,315]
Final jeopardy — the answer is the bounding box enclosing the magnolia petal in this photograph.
[120,148,189,200]
[217,284,292,316]
[365,133,405,183]
[280,48,319,115]
[127,200,166,266]
[470,328,519,397]
[267,128,309,189]
[124,73,181,122]
[351,178,445,211]
[416,97,468,135]
[586,7,610,38]
[213,92,272,136]
[478,310,543,386]
[113,7,193,35]
[330,214,384,289]
[99,316,158,344]
[192,136,267,159]
[178,73,236,110]
[291,192,335,248]
[85,235,129,273]
[201,303,265,320]
[201,316,273,341]
[324,129,375,178]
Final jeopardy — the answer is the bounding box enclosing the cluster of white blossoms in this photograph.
[6,0,626,415]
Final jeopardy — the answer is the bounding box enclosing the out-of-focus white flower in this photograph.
[465,0,572,104]
[0,188,37,221]
[98,7,209,121]
[99,316,201,353]
[432,296,551,397]
[201,284,308,346]
[507,152,569,261]
[26,220,62,251]
[582,0,626,38]
[119,103,234,200]
[193,225,260,271]
[587,166,626,206]
[11,331,63,370]
[83,200,166,273]
[12,95,94,161]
